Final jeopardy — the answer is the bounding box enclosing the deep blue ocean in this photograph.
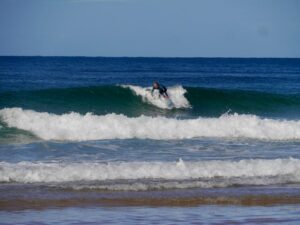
[1,57,300,224]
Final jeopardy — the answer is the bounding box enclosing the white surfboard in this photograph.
[146,89,174,109]
[165,97,174,108]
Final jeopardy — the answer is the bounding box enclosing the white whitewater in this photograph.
[122,85,191,109]
[1,158,299,190]
[2,108,300,141]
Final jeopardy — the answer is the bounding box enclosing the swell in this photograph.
[186,87,300,118]
[0,85,153,117]
[1,85,300,118]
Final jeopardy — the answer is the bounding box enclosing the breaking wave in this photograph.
[2,85,300,118]
[122,85,190,109]
[1,158,299,191]
[2,108,300,141]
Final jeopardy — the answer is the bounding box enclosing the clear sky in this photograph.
[0,0,299,57]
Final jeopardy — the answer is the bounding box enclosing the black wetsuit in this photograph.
[152,84,168,97]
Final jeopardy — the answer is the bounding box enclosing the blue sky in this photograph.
[0,0,299,57]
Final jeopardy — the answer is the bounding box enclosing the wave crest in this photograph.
[122,85,191,109]
[2,108,300,141]
[2,85,300,118]
[1,158,300,190]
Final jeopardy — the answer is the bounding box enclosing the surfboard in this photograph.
[165,97,174,108]
[146,89,174,108]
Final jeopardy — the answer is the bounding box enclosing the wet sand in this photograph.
[1,184,300,211]
[2,195,300,211]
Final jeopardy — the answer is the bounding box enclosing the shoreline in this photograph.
[2,185,300,210]
[2,195,300,211]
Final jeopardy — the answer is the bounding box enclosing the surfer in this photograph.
[151,81,169,98]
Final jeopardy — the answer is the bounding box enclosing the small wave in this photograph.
[2,108,300,141]
[1,158,300,190]
[122,85,191,109]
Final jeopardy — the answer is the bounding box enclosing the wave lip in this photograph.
[1,158,300,190]
[2,108,300,141]
[122,85,191,109]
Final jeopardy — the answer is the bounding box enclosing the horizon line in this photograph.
[0,55,299,59]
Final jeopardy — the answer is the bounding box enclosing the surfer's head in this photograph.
[153,81,159,88]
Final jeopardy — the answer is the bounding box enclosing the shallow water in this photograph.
[1,205,300,225]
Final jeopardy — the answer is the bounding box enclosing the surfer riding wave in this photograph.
[151,81,169,99]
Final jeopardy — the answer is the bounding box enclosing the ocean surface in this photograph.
[1,56,300,224]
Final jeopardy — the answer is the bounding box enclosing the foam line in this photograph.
[2,108,300,141]
[1,158,299,186]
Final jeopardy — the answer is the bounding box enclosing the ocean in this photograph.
[1,56,300,224]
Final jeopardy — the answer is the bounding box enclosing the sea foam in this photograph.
[1,158,299,190]
[122,85,191,109]
[2,108,300,141]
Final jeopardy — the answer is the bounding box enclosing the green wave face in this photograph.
[186,87,300,118]
[1,85,300,118]
[0,86,159,117]
[0,121,38,144]
[1,85,300,144]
